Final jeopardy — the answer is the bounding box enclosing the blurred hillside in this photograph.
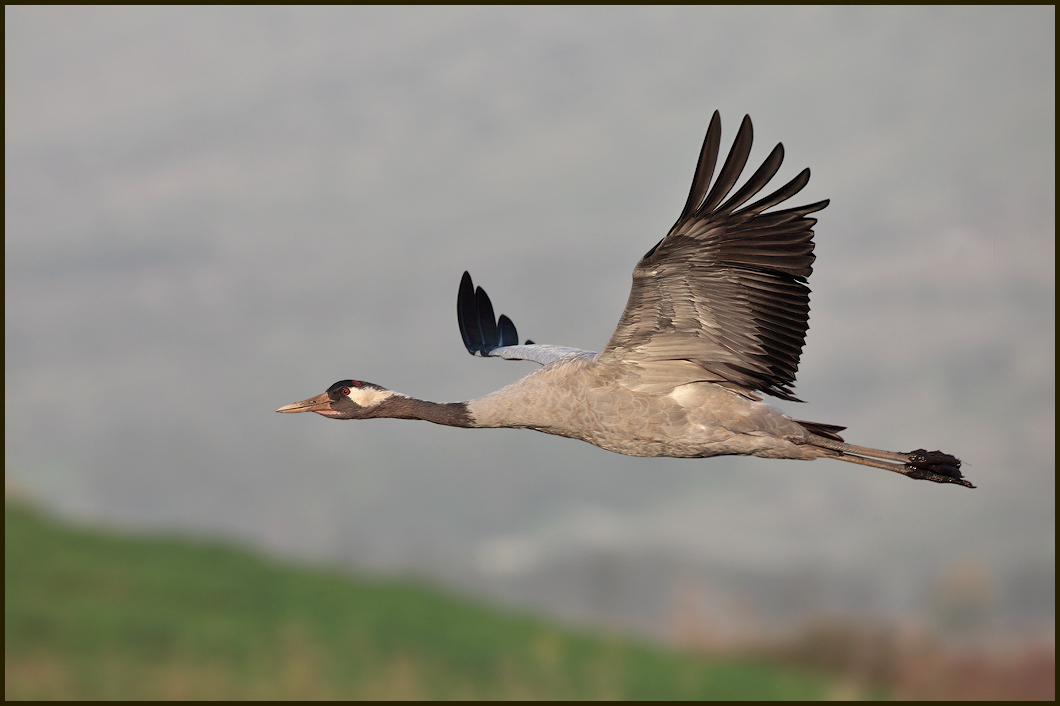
[6,501,1051,699]
[5,501,840,699]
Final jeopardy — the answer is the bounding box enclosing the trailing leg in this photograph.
[805,434,973,488]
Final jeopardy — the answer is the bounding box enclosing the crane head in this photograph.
[276,379,394,419]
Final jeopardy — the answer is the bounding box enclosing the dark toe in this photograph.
[904,449,974,488]
[906,449,962,475]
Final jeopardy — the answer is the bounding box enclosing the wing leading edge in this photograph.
[457,271,590,366]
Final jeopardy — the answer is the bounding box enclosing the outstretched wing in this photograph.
[599,112,828,401]
[457,271,591,366]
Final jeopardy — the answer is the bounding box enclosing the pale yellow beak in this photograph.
[276,391,334,414]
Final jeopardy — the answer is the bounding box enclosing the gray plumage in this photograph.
[278,112,972,488]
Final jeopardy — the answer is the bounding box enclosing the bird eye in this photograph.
[341,387,351,396]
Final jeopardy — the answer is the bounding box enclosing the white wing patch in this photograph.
[668,383,707,407]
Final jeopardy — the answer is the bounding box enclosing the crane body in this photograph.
[278,112,972,488]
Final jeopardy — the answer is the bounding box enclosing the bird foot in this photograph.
[904,449,974,488]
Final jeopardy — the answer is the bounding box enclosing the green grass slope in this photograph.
[6,501,838,699]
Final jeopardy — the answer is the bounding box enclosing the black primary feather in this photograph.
[457,272,520,356]
[476,286,499,351]
[458,271,483,354]
[498,314,519,347]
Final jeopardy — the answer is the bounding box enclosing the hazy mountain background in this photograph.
[6,6,1054,643]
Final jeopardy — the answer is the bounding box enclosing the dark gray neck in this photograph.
[372,396,474,428]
